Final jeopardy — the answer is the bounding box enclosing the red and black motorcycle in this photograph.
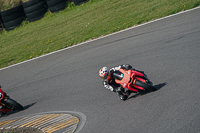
[114,68,156,93]
[0,86,23,116]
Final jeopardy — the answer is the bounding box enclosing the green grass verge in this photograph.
[0,0,200,69]
[0,0,32,12]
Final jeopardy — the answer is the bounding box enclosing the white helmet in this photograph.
[99,67,109,80]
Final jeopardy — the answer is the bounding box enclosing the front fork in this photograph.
[132,77,146,91]
[133,70,152,84]
[131,73,152,91]
[143,75,153,85]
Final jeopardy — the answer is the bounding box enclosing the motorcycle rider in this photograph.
[99,64,145,100]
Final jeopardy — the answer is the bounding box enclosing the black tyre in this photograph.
[26,7,47,22]
[5,98,23,111]
[23,0,44,8]
[0,13,2,22]
[0,24,2,32]
[135,80,156,91]
[23,0,47,22]
[0,14,3,30]
[72,0,85,5]
[46,0,66,7]
[1,12,24,23]
[49,1,67,13]
[24,1,47,14]
[1,5,24,17]
[3,17,24,31]
[0,5,25,31]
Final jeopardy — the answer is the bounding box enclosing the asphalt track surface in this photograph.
[0,7,200,133]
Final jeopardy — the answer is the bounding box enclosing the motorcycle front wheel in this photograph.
[5,98,23,111]
[135,80,156,91]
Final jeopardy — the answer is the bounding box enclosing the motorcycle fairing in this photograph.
[115,68,146,92]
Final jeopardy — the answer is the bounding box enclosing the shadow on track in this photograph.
[23,102,37,110]
[5,102,36,117]
[128,82,167,100]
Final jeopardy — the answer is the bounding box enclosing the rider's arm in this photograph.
[120,64,133,70]
[109,66,121,72]
[110,64,133,71]
[103,81,114,92]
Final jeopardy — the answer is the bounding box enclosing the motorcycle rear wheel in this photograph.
[135,80,156,91]
[5,98,23,111]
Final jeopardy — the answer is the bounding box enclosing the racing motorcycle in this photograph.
[0,86,23,114]
[113,68,156,93]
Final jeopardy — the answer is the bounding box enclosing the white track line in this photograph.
[1,6,200,71]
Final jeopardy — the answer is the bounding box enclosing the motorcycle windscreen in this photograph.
[114,69,131,85]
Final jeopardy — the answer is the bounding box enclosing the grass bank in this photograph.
[0,0,200,69]
[0,0,29,11]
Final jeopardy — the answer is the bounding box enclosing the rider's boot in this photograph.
[0,106,6,118]
[0,112,6,117]
[116,87,133,101]
[118,89,132,101]
[118,91,128,101]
